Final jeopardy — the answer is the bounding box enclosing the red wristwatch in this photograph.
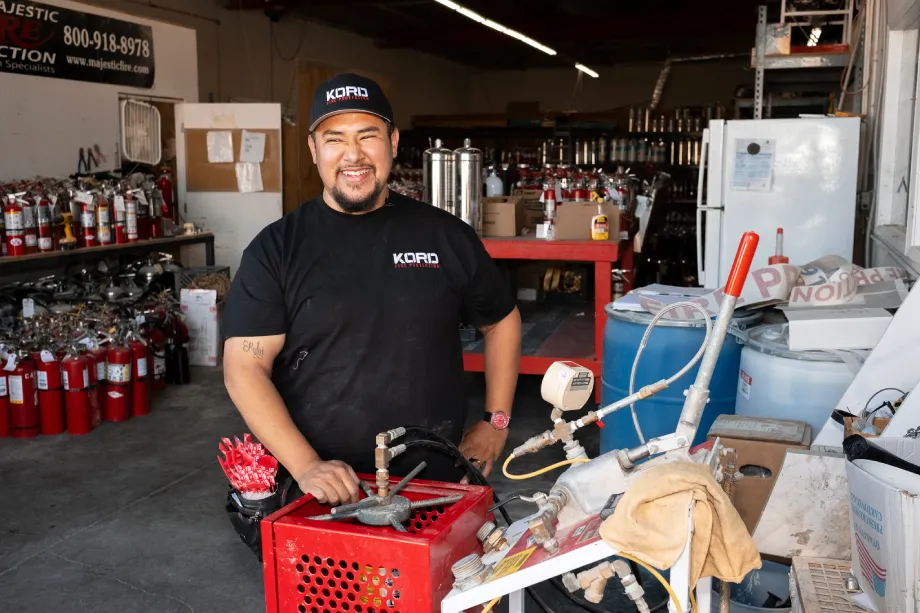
[484,411,511,430]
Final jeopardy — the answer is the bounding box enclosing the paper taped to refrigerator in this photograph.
[638,255,909,320]
[731,138,775,191]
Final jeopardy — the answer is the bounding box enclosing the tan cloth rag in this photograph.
[599,460,761,585]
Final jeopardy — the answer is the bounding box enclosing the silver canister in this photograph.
[693,139,701,165]
[643,107,651,132]
[455,138,483,235]
[628,107,636,133]
[574,138,583,165]
[423,139,456,214]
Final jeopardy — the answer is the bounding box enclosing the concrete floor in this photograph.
[0,368,663,613]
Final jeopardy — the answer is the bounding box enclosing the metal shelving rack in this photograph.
[751,1,856,119]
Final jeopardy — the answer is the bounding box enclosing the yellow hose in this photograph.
[481,596,500,612]
[690,589,699,613]
[501,454,589,480]
[616,553,687,613]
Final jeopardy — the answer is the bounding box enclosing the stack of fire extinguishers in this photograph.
[219,434,290,561]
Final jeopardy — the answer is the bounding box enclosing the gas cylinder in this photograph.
[79,197,96,247]
[148,187,163,239]
[63,353,93,435]
[125,192,138,243]
[1,209,6,257]
[148,327,168,393]
[97,195,112,246]
[4,196,25,257]
[105,343,132,422]
[87,346,107,425]
[542,187,556,241]
[36,350,64,435]
[8,354,38,438]
[129,337,150,416]
[113,194,127,245]
[136,189,150,240]
[156,168,174,221]
[22,196,38,254]
[37,196,53,253]
[0,368,10,437]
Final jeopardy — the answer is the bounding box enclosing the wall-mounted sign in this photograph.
[0,0,155,88]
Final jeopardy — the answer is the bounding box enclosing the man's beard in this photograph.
[330,173,385,214]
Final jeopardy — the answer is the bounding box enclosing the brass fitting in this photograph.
[511,431,556,458]
[574,562,615,604]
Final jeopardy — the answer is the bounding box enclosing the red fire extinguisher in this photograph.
[129,334,150,416]
[105,342,132,422]
[22,195,38,254]
[37,196,53,253]
[86,344,107,428]
[148,326,168,393]
[7,352,38,438]
[63,351,93,435]
[79,194,96,247]
[125,191,138,243]
[97,194,113,246]
[4,195,26,257]
[542,187,556,240]
[156,168,174,221]
[0,366,10,437]
[36,350,65,435]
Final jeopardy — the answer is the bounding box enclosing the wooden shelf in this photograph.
[0,233,215,277]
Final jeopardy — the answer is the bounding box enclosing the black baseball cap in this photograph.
[309,73,394,132]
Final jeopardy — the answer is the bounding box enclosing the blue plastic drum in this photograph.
[600,304,759,454]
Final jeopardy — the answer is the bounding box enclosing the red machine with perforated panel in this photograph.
[261,475,492,613]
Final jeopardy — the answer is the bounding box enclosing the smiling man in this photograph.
[221,74,522,512]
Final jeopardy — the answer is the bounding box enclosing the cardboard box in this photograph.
[846,438,920,613]
[707,415,812,533]
[522,203,544,233]
[180,288,222,366]
[784,307,893,351]
[554,201,619,241]
[482,196,524,237]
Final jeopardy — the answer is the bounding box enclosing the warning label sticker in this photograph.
[739,369,752,400]
[487,547,535,582]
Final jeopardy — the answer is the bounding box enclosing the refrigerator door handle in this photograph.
[696,129,711,286]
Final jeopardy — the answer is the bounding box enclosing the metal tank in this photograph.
[454,138,483,235]
[422,139,456,214]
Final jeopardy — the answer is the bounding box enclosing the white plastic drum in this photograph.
[736,324,858,434]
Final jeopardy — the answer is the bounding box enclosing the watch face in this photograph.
[490,412,510,429]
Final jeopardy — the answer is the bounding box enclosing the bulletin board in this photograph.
[184,128,282,193]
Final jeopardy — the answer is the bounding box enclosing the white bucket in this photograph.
[735,324,858,434]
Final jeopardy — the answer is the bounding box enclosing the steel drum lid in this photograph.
[605,303,763,336]
[744,323,845,362]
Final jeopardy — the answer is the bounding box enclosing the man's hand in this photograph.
[459,421,509,481]
[296,460,361,506]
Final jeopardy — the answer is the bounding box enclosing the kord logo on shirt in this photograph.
[326,86,369,104]
[393,252,440,268]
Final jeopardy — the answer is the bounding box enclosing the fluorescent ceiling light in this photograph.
[433,0,557,56]
[575,63,599,78]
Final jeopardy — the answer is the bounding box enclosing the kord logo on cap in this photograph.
[326,86,370,104]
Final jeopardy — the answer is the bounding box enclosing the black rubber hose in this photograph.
[401,426,670,613]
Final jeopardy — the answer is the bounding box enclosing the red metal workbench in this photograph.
[463,236,619,391]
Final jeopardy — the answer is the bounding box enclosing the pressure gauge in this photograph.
[541,361,594,411]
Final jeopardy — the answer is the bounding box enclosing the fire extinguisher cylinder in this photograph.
[36,352,65,436]
[63,353,94,435]
[105,344,132,422]
[9,355,39,438]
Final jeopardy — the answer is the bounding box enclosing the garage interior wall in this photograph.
[80,0,474,128]
[81,1,749,120]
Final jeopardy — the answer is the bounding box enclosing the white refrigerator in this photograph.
[697,117,861,289]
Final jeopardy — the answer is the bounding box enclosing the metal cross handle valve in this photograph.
[308,461,464,531]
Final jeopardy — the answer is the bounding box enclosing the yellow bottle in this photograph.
[591,204,609,240]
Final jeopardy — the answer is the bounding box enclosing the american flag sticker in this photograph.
[855,534,887,597]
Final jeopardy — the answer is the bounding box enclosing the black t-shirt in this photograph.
[222,192,515,482]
